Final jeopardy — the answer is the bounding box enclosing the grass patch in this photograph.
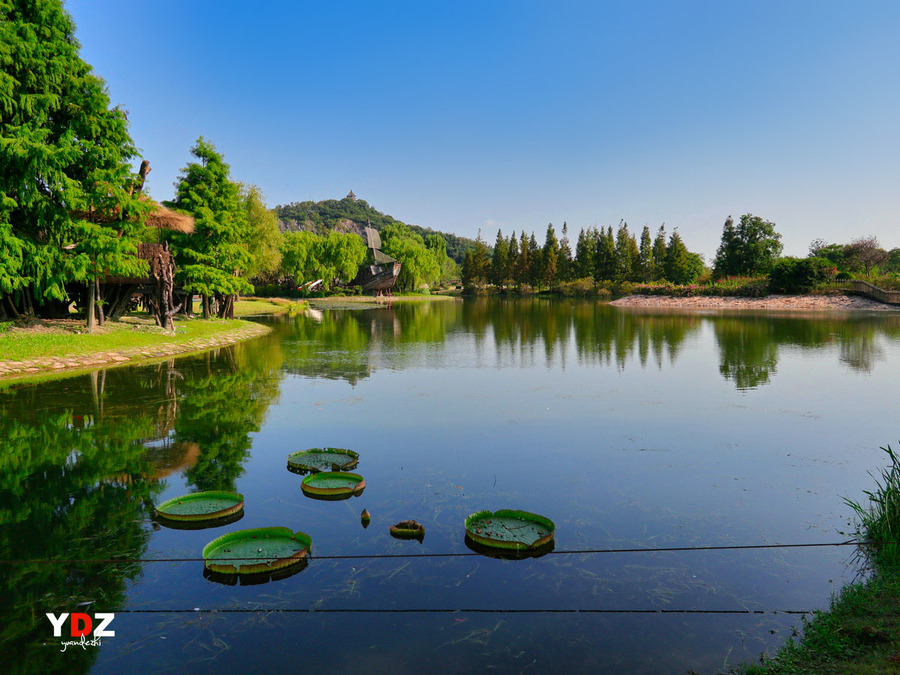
[0,316,259,362]
[233,297,307,317]
[742,567,900,674]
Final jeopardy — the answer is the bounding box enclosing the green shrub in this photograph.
[768,257,832,293]
[0,321,12,334]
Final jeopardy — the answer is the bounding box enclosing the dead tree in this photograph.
[143,242,182,331]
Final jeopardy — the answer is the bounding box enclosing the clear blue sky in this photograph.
[66,0,900,259]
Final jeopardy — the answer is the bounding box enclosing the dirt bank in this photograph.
[610,293,899,312]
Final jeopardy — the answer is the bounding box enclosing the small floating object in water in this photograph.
[361,509,371,528]
[202,527,312,577]
[154,491,243,525]
[390,520,425,541]
[287,448,359,474]
[464,509,555,552]
[301,471,366,500]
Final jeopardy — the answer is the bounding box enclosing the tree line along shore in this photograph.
[4,3,900,336]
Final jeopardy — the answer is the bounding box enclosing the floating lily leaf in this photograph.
[154,491,244,524]
[464,509,555,551]
[287,448,359,474]
[202,527,312,576]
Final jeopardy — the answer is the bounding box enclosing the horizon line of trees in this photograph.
[461,222,705,291]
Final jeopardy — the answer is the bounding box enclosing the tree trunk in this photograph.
[95,278,105,326]
[202,294,210,319]
[87,280,95,332]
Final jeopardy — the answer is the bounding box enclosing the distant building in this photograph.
[346,190,357,201]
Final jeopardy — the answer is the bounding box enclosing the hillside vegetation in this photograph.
[275,193,476,263]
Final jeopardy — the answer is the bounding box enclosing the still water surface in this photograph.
[3,298,900,673]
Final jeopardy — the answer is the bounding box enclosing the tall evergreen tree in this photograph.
[596,227,617,281]
[652,225,668,280]
[557,222,573,282]
[491,229,509,290]
[0,0,150,321]
[665,230,695,284]
[506,231,519,287]
[528,233,542,289]
[638,225,654,282]
[615,221,639,281]
[170,138,252,318]
[574,228,595,279]
[517,230,531,287]
[542,223,560,289]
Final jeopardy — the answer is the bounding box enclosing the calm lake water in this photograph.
[3,298,900,673]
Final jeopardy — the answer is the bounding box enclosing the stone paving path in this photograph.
[0,322,271,381]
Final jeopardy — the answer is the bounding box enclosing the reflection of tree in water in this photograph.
[0,406,162,673]
[713,314,900,389]
[276,303,459,385]
[0,341,284,670]
[462,299,699,371]
[175,342,283,491]
[714,317,779,390]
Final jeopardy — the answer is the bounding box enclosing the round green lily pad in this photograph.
[464,509,555,551]
[287,447,359,474]
[202,527,312,576]
[154,491,244,523]
[301,471,365,498]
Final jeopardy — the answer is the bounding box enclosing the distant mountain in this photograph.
[274,192,477,263]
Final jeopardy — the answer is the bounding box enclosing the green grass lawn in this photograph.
[0,316,259,362]
[232,297,307,317]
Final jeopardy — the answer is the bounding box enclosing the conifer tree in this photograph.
[506,231,519,287]
[665,229,695,284]
[652,225,668,280]
[0,0,150,321]
[596,227,617,281]
[574,228,595,279]
[491,229,509,290]
[528,233,542,289]
[542,223,560,290]
[638,225,654,281]
[557,222,573,282]
[615,221,639,281]
[169,138,252,318]
[517,230,531,287]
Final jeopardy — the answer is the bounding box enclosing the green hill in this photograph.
[274,192,476,263]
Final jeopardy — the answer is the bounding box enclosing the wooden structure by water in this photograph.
[849,280,900,305]
[352,226,401,295]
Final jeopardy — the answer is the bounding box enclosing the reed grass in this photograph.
[845,444,900,566]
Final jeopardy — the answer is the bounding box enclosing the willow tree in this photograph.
[0,0,149,322]
[169,138,251,318]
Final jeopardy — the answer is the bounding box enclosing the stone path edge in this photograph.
[0,321,271,383]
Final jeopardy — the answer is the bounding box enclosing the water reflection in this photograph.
[0,342,283,673]
[274,299,900,390]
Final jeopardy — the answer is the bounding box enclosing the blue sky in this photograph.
[66,0,899,259]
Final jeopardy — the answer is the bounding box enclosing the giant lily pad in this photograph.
[464,509,555,551]
[287,447,359,474]
[203,527,312,576]
[301,471,365,499]
[154,491,243,524]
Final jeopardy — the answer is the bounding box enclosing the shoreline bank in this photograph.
[0,319,271,383]
[611,293,899,312]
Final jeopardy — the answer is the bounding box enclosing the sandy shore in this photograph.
[610,293,899,312]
